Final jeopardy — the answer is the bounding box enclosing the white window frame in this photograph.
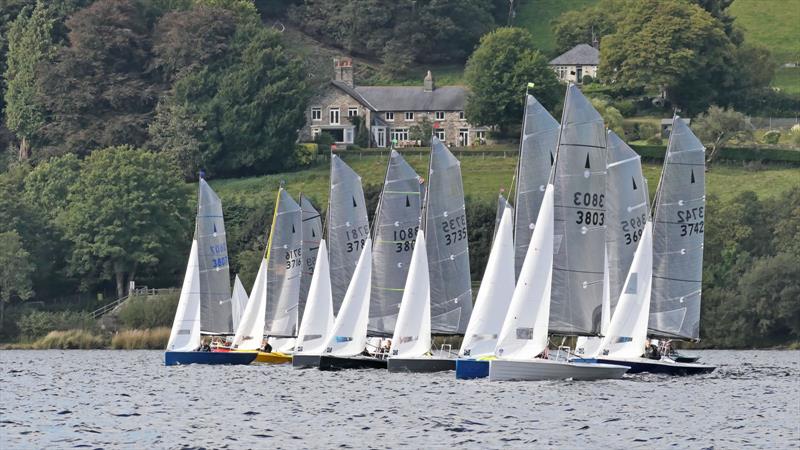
[434,129,445,141]
[476,130,486,144]
[434,111,445,121]
[311,128,320,139]
[385,112,394,122]
[348,107,359,117]
[405,112,415,121]
[390,128,409,142]
[458,111,465,120]
[458,128,469,146]
[311,107,321,121]
[329,107,340,125]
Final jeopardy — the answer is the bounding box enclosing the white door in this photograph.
[377,127,386,148]
[459,129,469,147]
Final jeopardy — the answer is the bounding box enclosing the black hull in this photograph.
[318,355,387,371]
[292,354,321,368]
[597,358,715,375]
[387,357,455,373]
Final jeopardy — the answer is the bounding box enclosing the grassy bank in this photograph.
[212,152,800,208]
[1,327,171,350]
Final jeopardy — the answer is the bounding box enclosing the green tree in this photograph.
[36,0,161,158]
[464,27,561,134]
[589,98,624,136]
[551,0,629,54]
[58,147,191,298]
[0,230,34,329]
[599,0,735,111]
[147,97,206,179]
[3,1,56,158]
[157,23,309,176]
[692,105,751,164]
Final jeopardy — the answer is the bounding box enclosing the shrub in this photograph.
[117,293,179,329]
[314,132,335,150]
[646,133,663,145]
[290,143,318,168]
[762,130,781,145]
[16,310,96,339]
[622,122,640,141]
[612,99,636,117]
[790,124,800,147]
[111,327,171,349]
[581,74,593,84]
[33,330,106,349]
[639,123,660,141]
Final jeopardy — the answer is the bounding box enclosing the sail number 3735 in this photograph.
[442,214,467,246]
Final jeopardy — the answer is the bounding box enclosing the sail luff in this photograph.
[167,240,202,351]
[324,239,373,356]
[390,230,432,358]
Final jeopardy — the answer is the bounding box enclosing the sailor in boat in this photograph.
[261,339,272,353]
[643,339,661,360]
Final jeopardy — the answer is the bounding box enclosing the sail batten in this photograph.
[649,117,706,340]
[549,85,607,336]
[513,95,560,278]
[425,138,472,334]
[328,155,370,315]
[196,179,233,334]
[369,150,422,336]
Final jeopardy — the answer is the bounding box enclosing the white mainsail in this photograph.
[263,190,303,337]
[167,240,202,352]
[323,238,373,356]
[494,184,554,360]
[597,222,653,358]
[295,239,334,355]
[196,179,233,333]
[460,203,515,357]
[231,259,267,351]
[390,230,432,358]
[299,195,322,321]
[230,275,249,331]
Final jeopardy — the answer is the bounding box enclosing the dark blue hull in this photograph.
[455,359,489,379]
[597,357,714,375]
[164,351,257,366]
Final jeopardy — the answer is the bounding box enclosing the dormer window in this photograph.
[405,112,415,121]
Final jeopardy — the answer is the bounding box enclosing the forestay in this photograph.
[230,275,249,331]
[649,117,706,340]
[264,189,303,337]
[495,185,555,360]
[549,85,607,336]
[299,195,322,321]
[328,155,370,315]
[324,239,372,356]
[605,131,649,317]
[513,95,560,278]
[295,240,334,355]
[197,179,233,334]
[460,203,515,357]
[425,138,472,334]
[167,240,202,352]
[390,230,432,358]
[369,150,422,336]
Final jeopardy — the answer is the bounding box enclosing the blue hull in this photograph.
[455,359,489,379]
[164,351,257,366]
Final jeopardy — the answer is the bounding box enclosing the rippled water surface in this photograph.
[1,350,798,449]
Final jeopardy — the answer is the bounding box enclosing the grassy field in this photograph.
[512,0,599,54]
[729,0,800,64]
[212,152,800,209]
[771,67,800,95]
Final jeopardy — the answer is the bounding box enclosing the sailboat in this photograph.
[595,117,715,375]
[230,187,302,364]
[456,93,559,379]
[575,130,650,357]
[298,195,323,325]
[230,275,248,332]
[165,178,256,365]
[387,137,472,373]
[317,150,422,370]
[455,198,515,379]
[488,85,629,381]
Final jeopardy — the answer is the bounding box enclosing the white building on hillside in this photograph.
[549,44,599,84]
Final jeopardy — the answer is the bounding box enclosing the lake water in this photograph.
[1,350,798,449]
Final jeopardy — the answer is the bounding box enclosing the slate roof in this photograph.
[331,82,467,112]
[549,44,600,66]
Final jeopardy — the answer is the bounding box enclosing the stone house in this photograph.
[302,58,488,148]
[549,44,599,84]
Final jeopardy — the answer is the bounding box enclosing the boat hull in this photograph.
[387,357,455,373]
[255,351,292,364]
[597,357,714,375]
[164,351,257,366]
[489,358,629,381]
[318,355,387,371]
[455,359,490,379]
[292,354,322,368]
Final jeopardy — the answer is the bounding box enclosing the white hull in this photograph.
[489,358,629,381]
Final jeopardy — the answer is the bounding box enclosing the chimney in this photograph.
[333,57,354,87]
[423,70,435,92]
